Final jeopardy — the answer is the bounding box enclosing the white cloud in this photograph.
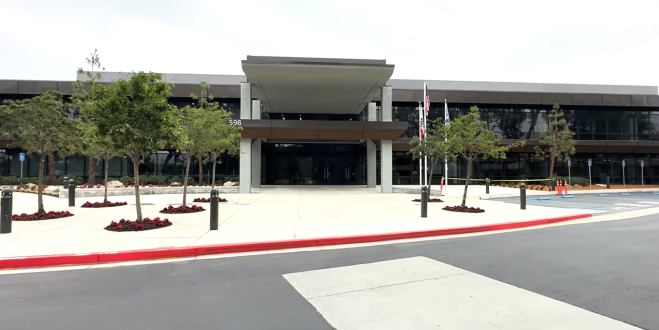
[0,0,657,88]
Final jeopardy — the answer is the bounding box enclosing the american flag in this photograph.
[419,103,425,138]
[424,82,430,122]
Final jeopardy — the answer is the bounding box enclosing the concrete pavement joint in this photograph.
[305,271,470,300]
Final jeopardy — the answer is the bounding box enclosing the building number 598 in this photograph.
[229,120,242,126]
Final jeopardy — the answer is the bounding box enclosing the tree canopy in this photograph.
[409,117,456,195]
[0,91,80,212]
[534,104,576,180]
[82,72,179,221]
[446,106,525,206]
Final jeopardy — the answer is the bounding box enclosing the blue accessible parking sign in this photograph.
[19,153,25,162]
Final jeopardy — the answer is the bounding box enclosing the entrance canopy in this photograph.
[242,56,395,115]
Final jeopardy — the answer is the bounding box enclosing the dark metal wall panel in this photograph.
[446,91,479,103]
[541,93,572,105]
[601,94,632,106]
[572,93,602,106]
[478,92,511,104]
[648,95,659,107]
[631,95,648,106]
[18,81,58,95]
[427,90,447,103]
[57,82,74,95]
[0,81,19,94]
[208,85,240,99]
[392,89,415,102]
[510,92,542,104]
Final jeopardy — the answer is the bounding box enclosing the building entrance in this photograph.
[262,143,365,185]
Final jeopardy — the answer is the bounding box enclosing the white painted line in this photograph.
[637,201,659,205]
[284,257,641,329]
[614,203,652,208]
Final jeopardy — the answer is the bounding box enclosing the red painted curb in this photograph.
[0,213,592,270]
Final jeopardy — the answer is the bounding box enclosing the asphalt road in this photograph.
[1,214,658,330]
[496,192,659,214]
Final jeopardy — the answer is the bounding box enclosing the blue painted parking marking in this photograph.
[493,192,659,214]
[653,192,659,195]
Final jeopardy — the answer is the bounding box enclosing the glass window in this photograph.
[637,111,652,140]
[66,155,86,177]
[607,111,622,140]
[592,111,608,140]
[576,111,593,140]
[139,153,157,175]
[108,156,123,177]
[650,113,659,141]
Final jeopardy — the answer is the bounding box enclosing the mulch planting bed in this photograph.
[81,201,128,208]
[193,197,228,203]
[159,205,205,214]
[442,205,485,213]
[12,211,74,221]
[412,198,444,202]
[105,217,172,232]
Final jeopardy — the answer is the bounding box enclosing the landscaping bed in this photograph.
[160,205,206,214]
[105,217,172,232]
[412,198,443,202]
[442,205,485,213]
[12,211,74,221]
[81,201,128,208]
[193,197,228,203]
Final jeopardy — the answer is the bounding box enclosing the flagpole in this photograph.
[443,98,449,196]
[423,82,428,189]
[418,101,423,187]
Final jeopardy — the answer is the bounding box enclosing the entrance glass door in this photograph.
[262,143,364,185]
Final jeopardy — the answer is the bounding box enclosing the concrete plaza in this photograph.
[0,185,591,258]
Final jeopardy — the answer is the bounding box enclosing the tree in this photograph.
[205,108,241,188]
[447,106,525,207]
[0,92,79,213]
[76,120,121,204]
[534,104,576,180]
[175,83,214,206]
[409,118,456,197]
[83,72,179,221]
[72,49,105,187]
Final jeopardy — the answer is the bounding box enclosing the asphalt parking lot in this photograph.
[495,191,659,214]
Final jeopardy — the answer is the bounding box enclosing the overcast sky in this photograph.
[1,0,657,88]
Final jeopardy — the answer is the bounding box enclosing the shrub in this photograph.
[223,175,239,182]
[555,176,589,186]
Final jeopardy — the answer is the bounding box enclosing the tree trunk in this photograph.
[427,159,438,200]
[549,155,555,181]
[37,153,45,214]
[48,151,57,186]
[183,156,191,207]
[103,156,109,204]
[197,152,203,184]
[132,157,143,222]
[87,156,95,187]
[211,159,217,188]
[461,160,472,207]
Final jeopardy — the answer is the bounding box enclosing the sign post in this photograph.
[567,158,571,186]
[622,159,626,187]
[587,158,592,189]
[19,153,25,178]
[641,160,645,186]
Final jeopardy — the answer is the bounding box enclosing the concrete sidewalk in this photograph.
[0,186,591,259]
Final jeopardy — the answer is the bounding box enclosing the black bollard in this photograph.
[1,189,13,234]
[485,178,490,194]
[606,177,611,189]
[420,186,428,218]
[210,188,219,230]
[62,176,69,189]
[520,183,527,210]
[68,179,76,207]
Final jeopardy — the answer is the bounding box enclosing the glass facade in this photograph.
[2,94,658,186]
